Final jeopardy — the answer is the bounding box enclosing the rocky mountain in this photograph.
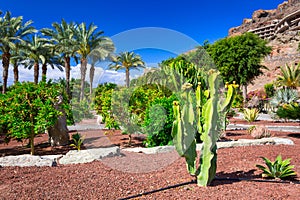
[228,0,300,92]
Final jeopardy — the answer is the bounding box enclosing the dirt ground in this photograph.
[0,118,300,199]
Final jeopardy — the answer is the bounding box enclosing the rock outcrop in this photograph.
[228,0,300,92]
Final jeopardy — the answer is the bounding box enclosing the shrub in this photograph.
[264,83,275,98]
[143,94,178,147]
[71,98,94,123]
[270,88,298,107]
[276,102,300,120]
[0,81,66,155]
[231,91,244,109]
[243,108,260,122]
[70,133,85,151]
[256,155,296,179]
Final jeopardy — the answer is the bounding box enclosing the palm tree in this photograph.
[109,52,145,87]
[41,47,64,82]
[21,34,48,84]
[276,64,300,89]
[0,11,36,93]
[41,19,77,99]
[88,38,114,97]
[73,22,113,101]
[10,44,26,84]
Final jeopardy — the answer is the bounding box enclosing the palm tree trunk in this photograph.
[2,52,10,94]
[80,58,88,101]
[64,56,71,100]
[42,63,47,82]
[126,67,130,88]
[34,62,39,84]
[89,64,95,98]
[13,63,19,84]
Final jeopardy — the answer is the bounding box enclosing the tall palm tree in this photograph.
[41,19,77,99]
[0,11,36,93]
[21,34,48,84]
[109,52,145,87]
[277,63,300,89]
[73,22,113,101]
[88,38,114,97]
[10,44,26,84]
[41,46,64,82]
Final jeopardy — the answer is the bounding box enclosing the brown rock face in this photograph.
[228,0,300,92]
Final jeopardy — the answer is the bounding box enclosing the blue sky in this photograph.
[0,0,285,85]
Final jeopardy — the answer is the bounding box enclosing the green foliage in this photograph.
[93,83,118,128]
[243,108,260,122]
[276,64,300,89]
[256,155,296,179]
[207,32,271,86]
[0,81,65,155]
[70,133,85,151]
[231,91,244,109]
[172,72,237,186]
[276,102,300,120]
[270,88,298,107]
[264,83,275,98]
[71,98,94,123]
[143,94,178,147]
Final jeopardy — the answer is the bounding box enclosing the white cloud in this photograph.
[0,62,160,87]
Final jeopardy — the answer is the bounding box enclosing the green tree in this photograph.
[0,11,36,93]
[207,32,271,101]
[42,19,78,99]
[109,51,145,87]
[0,81,65,155]
[73,22,112,101]
[276,64,300,89]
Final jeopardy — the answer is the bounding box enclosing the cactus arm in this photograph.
[197,72,220,186]
[172,90,197,175]
[220,83,237,113]
[196,83,203,134]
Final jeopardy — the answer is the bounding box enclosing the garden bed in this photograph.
[0,119,300,199]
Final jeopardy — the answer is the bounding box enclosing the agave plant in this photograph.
[256,155,296,179]
[243,108,259,122]
[276,64,300,89]
[269,88,298,107]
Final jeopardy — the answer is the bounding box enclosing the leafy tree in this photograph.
[207,32,271,101]
[276,64,300,89]
[0,11,36,93]
[0,81,66,155]
[109,51,145,87]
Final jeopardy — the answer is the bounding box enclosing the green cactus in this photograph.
[172,71,237,186]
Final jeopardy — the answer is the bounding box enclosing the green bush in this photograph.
[256,155,296,179]
[276,102,300,120]
[231,91,243,109]
[264,83,275,98]
[143,94,178,147]
[71,98,94,123]
[0,81,67,155]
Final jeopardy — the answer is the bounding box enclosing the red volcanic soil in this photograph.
[0,119,300,199]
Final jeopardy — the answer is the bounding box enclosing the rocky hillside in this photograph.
[228,0,300,92]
